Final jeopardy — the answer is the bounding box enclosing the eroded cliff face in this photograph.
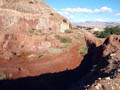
[0,0,71,33]
[103,35,120,56]
[0,0,76,80]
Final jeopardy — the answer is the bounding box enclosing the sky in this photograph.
[45,0,120,23]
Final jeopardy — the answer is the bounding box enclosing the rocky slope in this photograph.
[69,35,120,90]
[0,0,86,80]
[0,0,120,90]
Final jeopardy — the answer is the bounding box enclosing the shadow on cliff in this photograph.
[0,40,111,90]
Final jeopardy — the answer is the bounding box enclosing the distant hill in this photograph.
[73,21,120,29]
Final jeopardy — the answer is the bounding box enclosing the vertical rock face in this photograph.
[0,0,71,33]
[103,35,120,56]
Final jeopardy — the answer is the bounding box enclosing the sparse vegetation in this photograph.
[45,36,48,41]
[60,37,72,43]
[29,1,34,4]
[21,45,24,48]
[78,45,88,56]
[50,13,54,16]
[63,19,67,23]
[55,35,72,43]
[48,48,63,54]
[29,29,34,33]
[65,29,73,33]
[49,27,52,30]
[94,26,120,38]
[60,44,71,51]
[0,73,7,80]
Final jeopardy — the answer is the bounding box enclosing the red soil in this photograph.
[0,45,83,79]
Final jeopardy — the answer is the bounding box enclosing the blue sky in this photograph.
[45,0,120,22]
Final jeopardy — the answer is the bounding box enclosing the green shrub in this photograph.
[55,35,61,40]
[65,29,73,33]
[49,27,52,30]
[0,73,7,80]
[78,45,88,56]
[63,19,67,23]
[50,13,54,16]
[29,29,34,33]
[94,31,101,37]
[60,37,72,43]
[94,26,120,38]
[55,35,72,43]
[94,31,110,38]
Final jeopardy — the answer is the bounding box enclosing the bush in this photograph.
[94,26,120,38]
[49,27,52,30]
[63,19,67,23]
[0,73,7,80]
[55,35,72,43]
[94,31,110,38]
[60,37,72,43]
[55,35,61,40]
[78,45,88,56]
[65,29,73,33]
[50,13,54,16]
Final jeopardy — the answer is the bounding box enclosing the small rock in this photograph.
[95,83,102,90]
[4,56,11,60]
[8,73,13,78]
[105,77,111,80]
[98,78,101,80]
[87,85,90,87]
[28,54,43,59]
[16,52,21,57]
[117,69,120,73]
[91,69,95,72]
[12,52,21,57]
[28,54,36,58]
[110,53,116,57]
[93,65,97,68]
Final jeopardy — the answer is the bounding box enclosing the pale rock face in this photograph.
[3,14,18,28]
[60,22,70,33]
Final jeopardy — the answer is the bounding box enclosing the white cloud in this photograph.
[58,12,74,21]
[69,15,74,19]
[60,6,112,14]
[61,8,92,13]
[57,6,113,23]
[115,13,120,16]
[53,8,57,11]
[94,6,112,13]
